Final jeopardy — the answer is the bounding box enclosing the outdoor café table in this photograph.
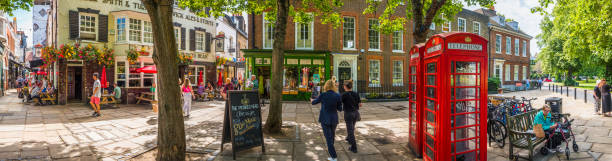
[100,94,117,105]
[136,92,155,104]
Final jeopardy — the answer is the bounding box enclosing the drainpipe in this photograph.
[250,12,255,49]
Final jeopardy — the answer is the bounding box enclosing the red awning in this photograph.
[136,65,157,73]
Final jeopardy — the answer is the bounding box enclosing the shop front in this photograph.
[243,49,331,101]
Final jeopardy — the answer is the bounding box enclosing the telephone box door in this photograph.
[449,56,486,161]
[423,58,439,161]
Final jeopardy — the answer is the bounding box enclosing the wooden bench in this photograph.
[136,92,155,104]
[41,93,57,105]
[507,109,546,160]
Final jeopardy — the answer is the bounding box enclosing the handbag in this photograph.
[534,124,545,138]
[355,111,361,121]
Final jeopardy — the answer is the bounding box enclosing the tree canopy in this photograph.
[533,0,611,79]
[0,0,33,16]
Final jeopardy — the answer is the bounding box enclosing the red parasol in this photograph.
[36,70,47,75]
[101,67,107,88]
[198,71,203,85]
[217,72,223,87]
[136,65,157,73]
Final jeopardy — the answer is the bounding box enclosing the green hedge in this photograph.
[488,77,501,91]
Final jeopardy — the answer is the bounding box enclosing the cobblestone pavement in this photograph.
[2,85,608,161]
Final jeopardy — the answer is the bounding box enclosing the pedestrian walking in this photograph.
[341,80,360,153]
[594,80,602,115]
[311,80,342,161]
[222,78,234,100]
[182,78,195,118]
[90,73,102,117]
[599,79,612,116]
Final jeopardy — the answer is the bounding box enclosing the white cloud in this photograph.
[465,0,543,57]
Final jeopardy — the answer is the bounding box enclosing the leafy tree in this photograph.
[141,0,343,160]
[533,0,612,79]
[0,0,33,16]
[364,0,495,43]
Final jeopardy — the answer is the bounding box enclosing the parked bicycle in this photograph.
[488,102,508,148]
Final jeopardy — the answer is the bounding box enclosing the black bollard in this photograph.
[574,88,577,99]
[566,86,569,97]
[584,89,587,103]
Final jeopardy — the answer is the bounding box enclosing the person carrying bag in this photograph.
[341,80,360,153]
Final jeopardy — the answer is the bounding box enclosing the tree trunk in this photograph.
[142,0,186,160]
[264,0,290,134]
[413,30,429,44]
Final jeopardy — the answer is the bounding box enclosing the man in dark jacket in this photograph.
[311,80,342,161]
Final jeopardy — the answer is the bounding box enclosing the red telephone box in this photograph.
[408,43,425,158]
[422,32,488,161]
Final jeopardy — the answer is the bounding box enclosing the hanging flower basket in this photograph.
[40,43,115,67]
[127,49,140,64]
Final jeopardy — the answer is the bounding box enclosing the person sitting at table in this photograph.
[197,82,206,100]
[105,82,114,94]
[112,82,121,103]
[30,83,42,105]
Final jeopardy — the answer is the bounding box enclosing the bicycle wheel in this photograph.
[488,120,506,148]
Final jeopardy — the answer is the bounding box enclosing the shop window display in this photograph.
[283,66,324,94]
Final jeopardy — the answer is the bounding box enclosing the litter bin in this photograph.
[545,97,563,114]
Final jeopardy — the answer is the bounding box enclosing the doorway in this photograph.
[67,67,83,101]
[338,67,351,93]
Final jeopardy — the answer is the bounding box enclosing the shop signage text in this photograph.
[101,0,214,26]
[447,43,482,51]
[410,53,419,59]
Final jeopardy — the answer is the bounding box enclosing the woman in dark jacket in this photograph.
[341,80,360,153]
[599,79,611,116]
[594,80,602,114]
[311,80,342,161]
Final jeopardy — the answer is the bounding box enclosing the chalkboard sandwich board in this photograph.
[221,90,265,160]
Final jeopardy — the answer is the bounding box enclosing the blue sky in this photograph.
[7,9,33,47]
[465,0,545,57]
[8,0,544,56]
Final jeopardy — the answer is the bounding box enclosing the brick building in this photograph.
[245,0,411,100]
[474,8,532,89]
[427,8,490,42]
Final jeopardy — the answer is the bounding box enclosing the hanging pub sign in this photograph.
[221,90,265,160]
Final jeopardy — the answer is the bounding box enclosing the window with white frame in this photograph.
[494,64,501,78]
[457,18,466,32]
[129,18,142,42]
[506,37,511,54]
[174,27,180,48]
[79,13,97,40]
[295,15,313,49]
[514,39,519,56]
[393,60,403,86]
[116,18,126,41]
[143,62,155,87]
[523,66,528,80]
[0,21,4,35]
[143,21,153,43]
[196,31,204,51]
[514,65,519,80]
[129,62,141,87]
[369,60,381,87]
[116,61,126,87]
[473,21,480,35]
[505,64,510,81]
[263,13,274,49]
[495,35,502,53]
[442,19,451,32]
[522,40,527,57]
[186,66,206,86]
[343,17,355,49]
[430,22,435,30]
[392,30,403,52]
[368,19,380,51]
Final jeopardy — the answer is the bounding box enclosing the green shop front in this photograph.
[243,50,331,101]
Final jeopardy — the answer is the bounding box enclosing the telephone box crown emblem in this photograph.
[465,37,472,43]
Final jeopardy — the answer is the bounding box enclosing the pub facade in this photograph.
[48,0,216,104]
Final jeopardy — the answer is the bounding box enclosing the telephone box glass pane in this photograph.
[427,75,436,85]
[456,139,478,153]
[426,134,436,148]
[454,101,478,113]
[427,87,436,98]
[411,66,416,73]
[455,62,478,73]
[455,126,478,140]
[426,147,436,161]
[454,151,478,161]
[427,100,436,110]
[427,123,435,136]
[427,111,436,123]
[455,75,479,86]
[427,63,436,73]
[455,88,478,100]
